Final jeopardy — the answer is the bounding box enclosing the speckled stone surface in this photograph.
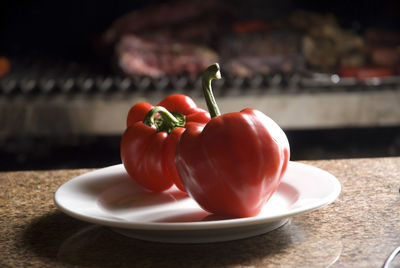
[1,158,400,267]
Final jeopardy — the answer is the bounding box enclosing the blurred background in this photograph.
[1,0,400,171]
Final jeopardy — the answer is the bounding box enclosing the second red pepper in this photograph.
[121,94,210,192]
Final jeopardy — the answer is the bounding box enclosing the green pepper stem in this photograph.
[143,106,185,133]
[202,63,222,118]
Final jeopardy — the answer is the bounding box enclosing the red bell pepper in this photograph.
[121,94,210,192]
[175,63,290,218]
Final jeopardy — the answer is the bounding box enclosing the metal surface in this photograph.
[1,88,400,139]
[1,59,400,138]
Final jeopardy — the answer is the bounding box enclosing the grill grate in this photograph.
[1,58,400,95]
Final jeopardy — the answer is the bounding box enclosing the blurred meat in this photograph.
[221,10,367,76]
[104,0,232,77]
[105,3,400,78]
[370,47,399,67]
[219,31,305,77]
[283,10,367,71]
[302,30,366,71]
[222,54,304,77]
[276,9,338,33]
[104,0,234,44]
[365,28,400,67]
[365,28,400,47]
[116,35,218,77]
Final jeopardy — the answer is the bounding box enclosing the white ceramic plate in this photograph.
[54,162,341,243]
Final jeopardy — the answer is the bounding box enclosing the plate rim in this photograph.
[54,161,341,231]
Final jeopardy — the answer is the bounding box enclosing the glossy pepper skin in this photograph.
[175,64,290,217]
[121,94,210,192]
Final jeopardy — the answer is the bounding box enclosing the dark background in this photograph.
[1,0,399,59]
[1,0,400,171]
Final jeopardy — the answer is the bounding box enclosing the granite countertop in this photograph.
[1,158,400,267]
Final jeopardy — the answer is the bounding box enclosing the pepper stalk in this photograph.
[143,106,185,133]
[202,63,222,118]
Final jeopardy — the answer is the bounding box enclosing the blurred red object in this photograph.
[339,66,394,78]
[370,47,399,67]
[233,20,269,34]
[0,57,10,78]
